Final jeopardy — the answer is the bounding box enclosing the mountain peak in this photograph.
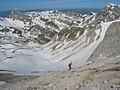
[9,9,23,19]
[95,3,120,23]
[107,3,116,8]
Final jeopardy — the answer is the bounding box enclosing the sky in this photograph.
[0,0,120,11]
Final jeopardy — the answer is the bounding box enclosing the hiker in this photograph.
[68,62,72,70]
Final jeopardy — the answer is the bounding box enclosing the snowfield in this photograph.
[0,19,119,75]
[0,4,120,75]
[0,17,24,28]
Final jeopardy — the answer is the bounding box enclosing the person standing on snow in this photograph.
[68,62,72,70]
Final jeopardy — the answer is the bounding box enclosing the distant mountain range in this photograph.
[0,8,101,17]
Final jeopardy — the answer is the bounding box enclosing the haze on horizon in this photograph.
[0,0,120,11]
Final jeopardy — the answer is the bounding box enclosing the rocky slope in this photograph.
[89,21,120,61]
[1,56,120,90]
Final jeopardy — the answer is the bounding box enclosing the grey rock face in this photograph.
[0,28,10,32]
[89,21,120,61]
[29,25,57,44]
[57,27,85,41]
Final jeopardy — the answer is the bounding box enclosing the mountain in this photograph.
[95,3,120,23]
[0,3,120,73]
[0,3,120,90]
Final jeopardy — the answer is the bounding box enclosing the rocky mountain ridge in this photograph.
[0,3,119,75]
[0,3,120,90]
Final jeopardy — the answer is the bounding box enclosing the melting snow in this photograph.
[0,10,119,75]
